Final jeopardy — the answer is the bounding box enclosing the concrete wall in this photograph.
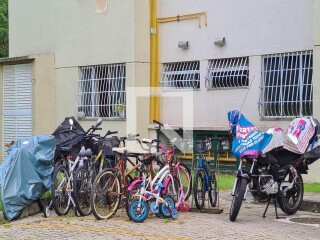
[9,0,136,67]
[0,54,56,156]
[7,0,320,181]
[305,0,320,182]
[9,0,150,139]
[159,0,314,132]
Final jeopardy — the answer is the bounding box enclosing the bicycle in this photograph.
[127,179,178,222]
[51,147,93,216]
[153,120,192,202]
[193,138,219,210]
[90,130,119,181]
[51,118,102,216]
[125,137,192,219]
[90,134,159,220]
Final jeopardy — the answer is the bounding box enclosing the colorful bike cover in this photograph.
[0,135,55,220]
[227,110,272,158]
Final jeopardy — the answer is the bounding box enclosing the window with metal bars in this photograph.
[160,61,200,89]
[259,51,313,118]
[76,64,126,119]
[205,57,249,89]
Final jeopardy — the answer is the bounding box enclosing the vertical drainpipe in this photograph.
[149,0,159,123]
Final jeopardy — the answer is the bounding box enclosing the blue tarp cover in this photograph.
[228,110,272,158]
[0,135,55,220]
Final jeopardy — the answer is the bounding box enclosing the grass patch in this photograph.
[217,174,235,190]
[216,174,320,193]
[304,182,320,193]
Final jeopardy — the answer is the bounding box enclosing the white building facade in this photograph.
[1,0,320,181]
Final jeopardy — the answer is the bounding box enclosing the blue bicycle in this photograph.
[193,138,218,209]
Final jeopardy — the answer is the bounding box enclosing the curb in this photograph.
[300,200,320,213]
[0,201,42,221]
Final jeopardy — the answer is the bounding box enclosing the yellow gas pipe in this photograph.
[149,4,207,123]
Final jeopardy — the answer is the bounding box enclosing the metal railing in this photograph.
[259,50,313,118]
[160,61,200,89]
[205,57,249,89]
[76,63,126,119]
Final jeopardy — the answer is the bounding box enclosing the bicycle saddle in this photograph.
[79,148,93,158]
[112,147,127,154]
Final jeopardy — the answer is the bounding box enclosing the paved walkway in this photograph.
[1,191,320,240]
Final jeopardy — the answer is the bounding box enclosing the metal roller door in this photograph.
[2,63,32,155]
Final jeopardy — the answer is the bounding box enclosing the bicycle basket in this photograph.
[195,141,212,153]
[103,136,120,157]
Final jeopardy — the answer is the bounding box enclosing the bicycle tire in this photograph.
[177,163,192,201]
[90,169,121,220]
[125,183,141,219]
[229,178,248,222]
[208,170,218,207]
[73,166,92,216]
[193,169,205,210]
[166,176,180,202]
[160,196,175,218]
[51,164,71,216]
[128,199,149,223]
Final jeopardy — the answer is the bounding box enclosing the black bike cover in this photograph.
[52,116,85,159]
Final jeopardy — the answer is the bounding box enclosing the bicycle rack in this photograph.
[189,157,223,214]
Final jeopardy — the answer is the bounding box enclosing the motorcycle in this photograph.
[228,110,320,222]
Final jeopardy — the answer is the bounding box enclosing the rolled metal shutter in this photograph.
[3,64,32,156]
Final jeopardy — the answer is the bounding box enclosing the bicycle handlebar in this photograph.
[103,130,118,138]
[153,120,163,128]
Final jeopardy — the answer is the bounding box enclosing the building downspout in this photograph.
[149,6,207,123]
[149,0,159,123]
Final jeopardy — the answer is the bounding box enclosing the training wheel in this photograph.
[171,209,178,219]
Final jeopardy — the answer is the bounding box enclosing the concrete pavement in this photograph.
[1,191,320,240]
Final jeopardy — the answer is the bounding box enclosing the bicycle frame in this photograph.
[129,145,176,196]
[197,152,212,192]
[55,153,89,210]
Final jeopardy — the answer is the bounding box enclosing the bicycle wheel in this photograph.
[125,183,141,219]
[90,169,121,220]
[159,196,175,218]
[73,166,92,216]
[128,199,149,223]
[166,176,180,202]
[229,178,248,222]
[193,169,205,210]
[52,164,70,216]
[177,163,192,201]
[208,170,218,207]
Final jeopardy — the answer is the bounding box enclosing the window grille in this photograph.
[76,64,126,119]
[160,61,200,89]
[205,57,249,89]
[259,51,313,118]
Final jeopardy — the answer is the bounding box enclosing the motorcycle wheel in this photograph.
[229,178,248,222]
[277,171,304,215]
[250,179,268,203]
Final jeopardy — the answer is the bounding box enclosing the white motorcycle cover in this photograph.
[283,117,316,154]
